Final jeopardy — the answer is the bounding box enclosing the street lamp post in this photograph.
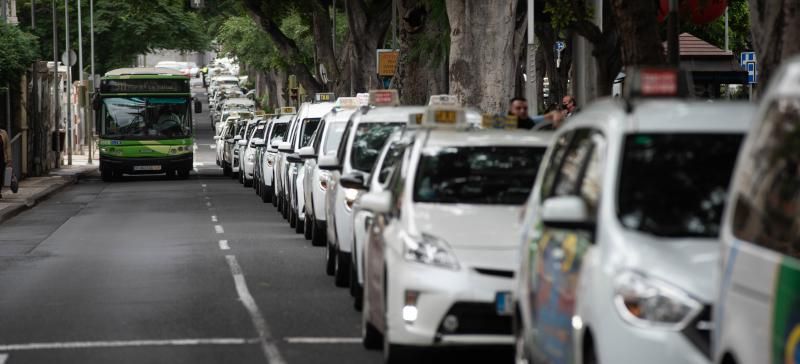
[52,0,60,168]
[88,0,93,164]
[65,0,71,165]
[525,0,537,110]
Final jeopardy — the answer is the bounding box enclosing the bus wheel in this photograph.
[101,168,113,182]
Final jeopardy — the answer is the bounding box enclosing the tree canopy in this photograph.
[0,22,39,85]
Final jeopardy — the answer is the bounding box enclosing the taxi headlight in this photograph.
[344,188,359,210]
[403,234,459,270]
[613,270,702,330]
[319,171,330,191]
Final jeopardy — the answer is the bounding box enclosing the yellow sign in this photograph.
[434,110,457,124]
[408,113,423,125]
[377,50,400,77]
[481,114,518,129]
[280,107,296,114]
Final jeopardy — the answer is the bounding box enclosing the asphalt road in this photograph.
[0,83,511,364]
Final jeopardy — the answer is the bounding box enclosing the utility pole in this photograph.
[31,0,34,29]
[2,0,9,137]
[331,0,335,60]
[525,0,537,110]
[88,0,94,164]
[76,0,84,156]
[52,0,60,168]
[65,0,71,165]
[724,6,729,52]
[391,0,397,50]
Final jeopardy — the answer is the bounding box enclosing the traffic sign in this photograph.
[740,51,756,68]
[376,49,399,77]
[61,50,77,67]
[746,61,757,84]
[555,41,565,52]
[740,52,757,84]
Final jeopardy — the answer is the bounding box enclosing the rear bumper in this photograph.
[100,154,193,174]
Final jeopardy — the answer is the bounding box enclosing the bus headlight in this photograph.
[403,234,459,270]
[613,270,702,330]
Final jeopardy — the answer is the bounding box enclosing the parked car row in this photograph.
[213,59,800,364]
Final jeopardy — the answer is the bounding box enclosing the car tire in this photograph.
[362,315,382,350]
[223,165,231,177]
[261,185,271,203]
[289,208,297,228]
[244,177,252,187]
[304,213,313,240]
[311,220,325,247]
[350,258,363,311]
[334,247,350,288]
[383,341,417,364]
[325,240,335,276]
[294,211,304,234]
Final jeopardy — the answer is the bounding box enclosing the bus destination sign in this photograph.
[101,79,190,94]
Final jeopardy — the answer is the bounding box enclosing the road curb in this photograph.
[0,168,96,225]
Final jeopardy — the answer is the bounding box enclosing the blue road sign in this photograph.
[740,52,756,68]
[746,62,757,84]
[555,41,565,52]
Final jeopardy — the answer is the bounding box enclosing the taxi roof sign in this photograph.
[279,106,297,115]
[481,114,518,130]
[428,94,459,106]
[334,97,360,109]
[356,93,370,106]
[408,113,424,126]
[623,67,691,99]
[315,92,335,102]
[368,89,400,107]
[421,106,467,128]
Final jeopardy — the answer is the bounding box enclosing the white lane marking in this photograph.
[205,196,211,200]
[225,255,286,364]
[201,184,207,188]
[214,225,224,234]
[210,145,216,149]
[211,215,218,222]
[206,202,212,207]
[0,353,7,364]
[0,338,258,351]
[193,162,205,167]
[219,240,230,250]
[285,337,361,344]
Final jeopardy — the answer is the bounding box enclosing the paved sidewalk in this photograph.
[0,154,99,224]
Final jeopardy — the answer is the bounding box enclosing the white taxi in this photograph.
[715,57,800,364]
[357,106,551,363]
[513,68,754,364]
[299,97,359,246]
[258,108,294,204]
[317,90,423,287]
[240,118,266,187]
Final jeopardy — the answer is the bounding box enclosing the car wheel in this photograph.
[325,239,335,276]
[383,334,417,364]
[311,219,325,247]
[362,308,382,350]
[289,208,297,228]
[294,211,304,234]
[223,165,231,177]
[244,177,252,187]
[304,213,313,240]
[334,247,350,288]
[271,188,277,206]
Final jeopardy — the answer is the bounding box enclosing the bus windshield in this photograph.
[102,97,191,139]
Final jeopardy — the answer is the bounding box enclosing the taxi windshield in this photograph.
[413,146,546,205]
[351,122,405,172]
[617,133,743,237]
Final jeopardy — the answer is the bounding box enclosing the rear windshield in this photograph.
[617,133,743,237]
[414,146,546,204]
[269,123,289,145]
[350,123,405,172]
[324,123,347,155]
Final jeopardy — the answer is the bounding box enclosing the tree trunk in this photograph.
[748,0,800,94]
[311,5,343,93]
[346,0,392,93]
[395,0,449,105]
[611,0,665,66]
[446,0,518,113]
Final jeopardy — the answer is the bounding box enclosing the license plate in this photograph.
[495,291,513,316]
[133,165,162,171]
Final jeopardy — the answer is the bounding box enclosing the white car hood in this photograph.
[412,203,523,271]
[616,229,718,303]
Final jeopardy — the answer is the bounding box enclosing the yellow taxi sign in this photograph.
[368,89,400,107]
[428,94,459,106]
[421,106,466,128]
[408,113,424,125]
[279,106,296,115]
[255,110,266,116]
[481,114,518,130]
[334,97,360,109]
[315,92,335,102]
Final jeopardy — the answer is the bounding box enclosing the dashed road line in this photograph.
[0,338,259,351]
[225,255,286,364]
[0,353,7,364]
[206,202,212,207]
[219,240,230,250]
[284,337,361,344]
[201,184,207,188]
[211,215,218,222]
[214,225,224,234]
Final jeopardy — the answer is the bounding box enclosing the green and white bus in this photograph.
[95,68,200,181]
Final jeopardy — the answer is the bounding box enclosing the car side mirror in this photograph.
[317,155,341,171]
[234,135,243,141]
[286,153,303,163]
[213,136,221,140]
[194,99,202,113]
[271,140,281,148]
[278,142,293,153]
[340,172,368,190]
[298,146,316,159]
[238,139,248,146]
[541,196,595,231]
[253,138,265,146]
[360,191,392,214]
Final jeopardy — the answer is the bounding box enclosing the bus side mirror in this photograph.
[92,93,101,110]
[194,99,202,113]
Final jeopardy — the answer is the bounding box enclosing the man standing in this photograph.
[509,97,536,129]
[562,95,578,118]
[0,128,12,199]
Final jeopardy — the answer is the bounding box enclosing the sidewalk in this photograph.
[0,153,99,224]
